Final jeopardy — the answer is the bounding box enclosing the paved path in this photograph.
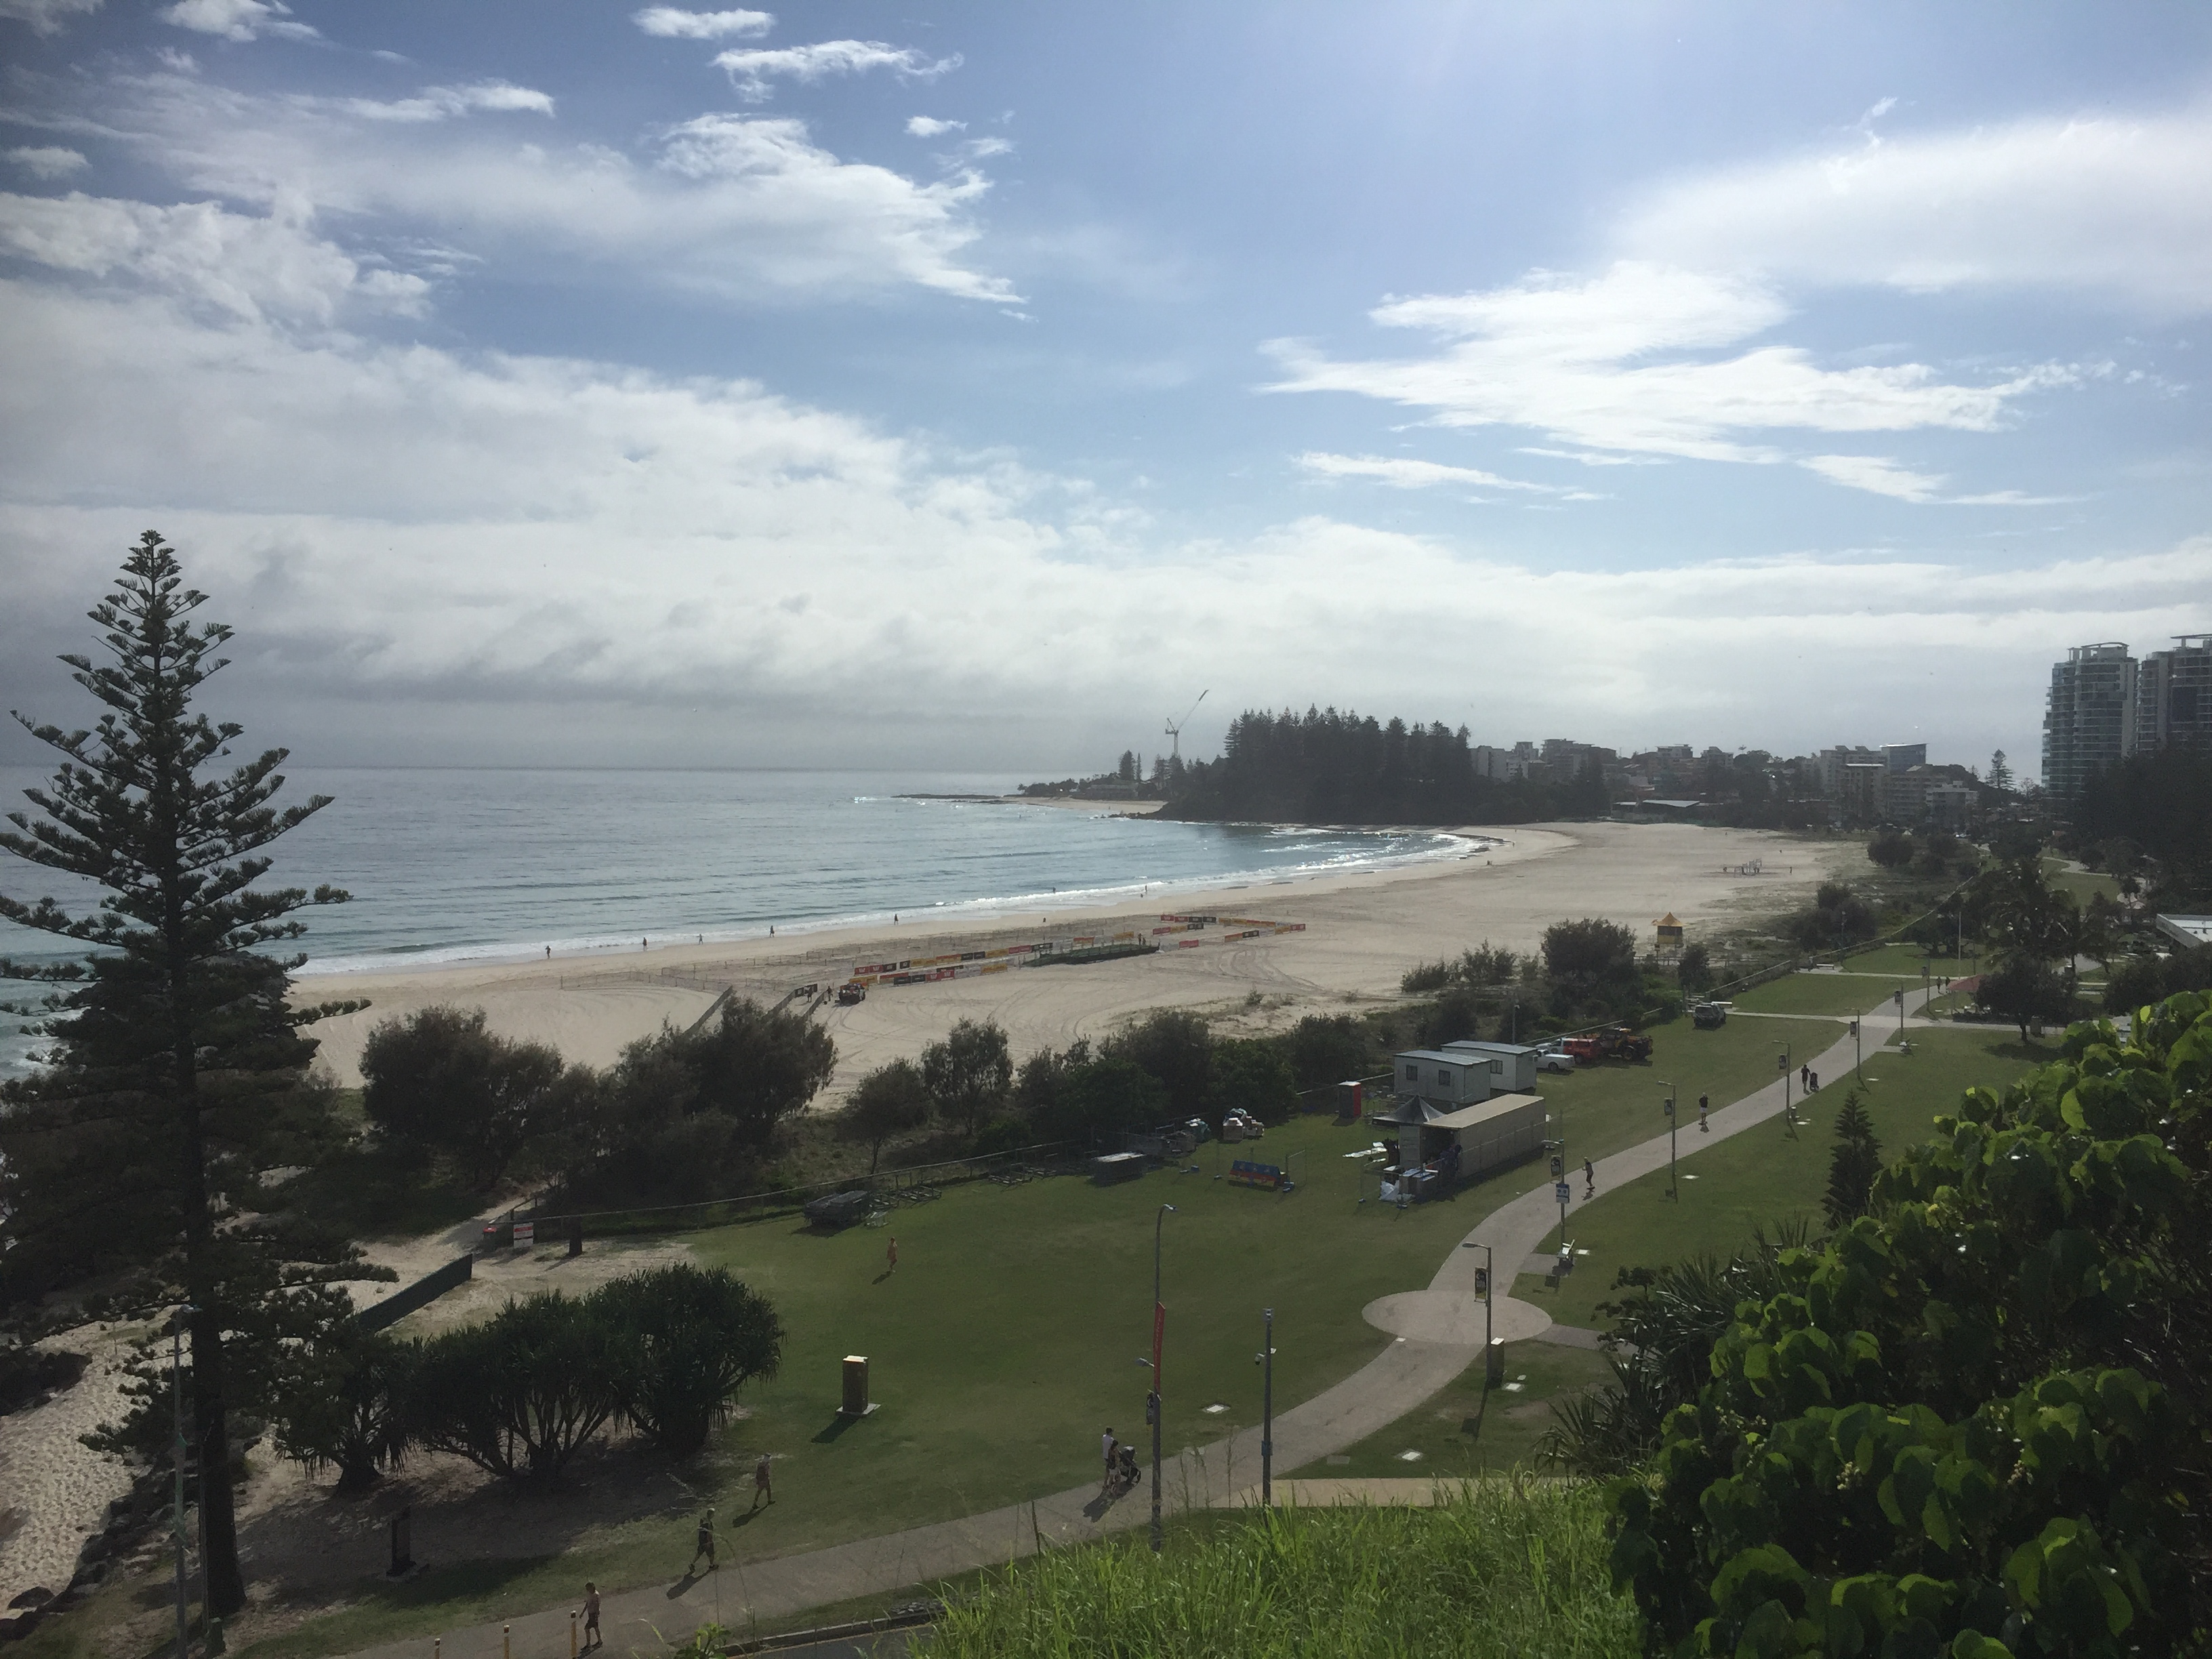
[347,986,1933,1659]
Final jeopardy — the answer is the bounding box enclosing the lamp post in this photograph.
[170,1305,198,1659]
[1255,1308,1275,1509]
[1150,1204,1174,1553]
[1851,1018,1862,1080]
[1778,1045,1794,1138]
[1895,985,1906,1040]
[1660,1084,1677,1200]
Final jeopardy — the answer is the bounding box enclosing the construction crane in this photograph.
[1164,690,1208,764]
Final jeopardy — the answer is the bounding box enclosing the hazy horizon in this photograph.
[3,1,2209,781]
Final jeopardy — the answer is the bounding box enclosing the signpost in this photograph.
[1660,1085,1677,1200]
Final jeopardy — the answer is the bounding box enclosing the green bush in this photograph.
[596,1264,783,1460]
[1210,1038,1298,1126]
[1285,1014,1370,1089]
[921,1018,1013,1137]
[837,1058,932,1172]
[407,1290,621,1479]
[270,1330,415,1492]
[931,1481,1638,1658]
[360,1005,569,1189]
[1610,992,2212,1658]
[1399,958,1453,994]
[1103,1008,1215,1118]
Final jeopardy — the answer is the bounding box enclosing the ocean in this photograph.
[0,766,1474,1076]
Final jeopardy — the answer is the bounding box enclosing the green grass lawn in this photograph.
[1284,1340,1616,1481]
[1509,1025,2047,1329]
[2046,859,2120,906]
[1817,943,1969,977]
[1729,972,1919,1019]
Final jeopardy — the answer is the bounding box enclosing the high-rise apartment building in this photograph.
[2135,635,2212,754]
[2043,642,2137,799]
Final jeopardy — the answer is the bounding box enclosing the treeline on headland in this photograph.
[1033,707,1610,825]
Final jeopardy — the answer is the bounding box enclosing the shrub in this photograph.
[837,1059,931,1172]
[1676,939,1713,993]
[1540,918,1638,988]
[1399,959,1452,994]
[1416,984,1484,1049]
[920,1019,1012,1138]
[1102,1009,1213,1118]
[1285,1015,1370,1089]
[1209,1038,1298,1126]
[1610,993,2212,1658]
[270,1330,415,1492]
[1458,941,1519,984]
[407,1290,619,1479]
[596,1265,782,1460]
[1866,827,1914,868]
[647,997,836,1145]
[1033,1056,1166,1145]
[360,1006,569,1189]
[1012,1038,1090,1125]
[2103,951,2168,1015]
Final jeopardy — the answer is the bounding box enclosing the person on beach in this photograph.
[580,1583,601,1651]
[1582,1157,1595,1197]
[751,1453,774,1509]
[1698,1094,1708,1132]
[689,1507,716,1574]
[545,945,551,960]
[1101,1427,1118,1493]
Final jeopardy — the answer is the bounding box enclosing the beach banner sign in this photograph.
[512,1221,535,1250]
[851,914,1307,990]
[1227,1160,1286,1191]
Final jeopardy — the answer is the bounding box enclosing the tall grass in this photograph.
[930,1479,1638,1658]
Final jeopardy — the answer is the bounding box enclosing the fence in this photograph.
[506,1141,1079,1242]
[356,1254,473,1334]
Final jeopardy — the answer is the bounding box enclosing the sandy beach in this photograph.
[298,821,1853,1099]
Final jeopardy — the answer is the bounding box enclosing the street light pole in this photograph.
[1151,1204,1174,1554]
[1258,1308,1275,1509]
[171,1306,197,1659]
[1660,1084,1677,1200]
[1779,1044,1795,1138]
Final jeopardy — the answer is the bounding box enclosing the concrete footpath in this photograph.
[348,987,1927,1659]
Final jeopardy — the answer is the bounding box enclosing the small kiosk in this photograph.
[1370,1091,1548,1197]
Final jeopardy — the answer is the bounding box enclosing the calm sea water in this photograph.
[0,767,1473,1076]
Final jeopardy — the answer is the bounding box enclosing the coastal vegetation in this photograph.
[0,533,377,1619]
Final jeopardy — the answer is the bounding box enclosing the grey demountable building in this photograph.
[1390,1048,1498,1109]
[1443,1040,1540,1093]
[1372,1091,1549,1181]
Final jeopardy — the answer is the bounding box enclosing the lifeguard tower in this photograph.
[1654,912,1684,958]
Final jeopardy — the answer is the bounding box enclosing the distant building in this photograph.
[1883,742,1927,773]
[1817,745,1883,798]
[1841,762,1887,823]
[2043,642,2137,799]
[1925,781,1976,830]
[2135,635,2212,755]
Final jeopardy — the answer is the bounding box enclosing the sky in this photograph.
[1,1,2209,781]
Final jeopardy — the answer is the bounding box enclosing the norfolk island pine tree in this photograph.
[0,532,363,1617]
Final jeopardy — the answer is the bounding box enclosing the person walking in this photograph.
[1799,1063,1810,1092]
[579,1582,602,1652]
[689,1507,717,1574]
[1697,1093,1709,1132]
[886,1235,899,1276]
[1582,1157,1595,1197]
[1101,1427,1118,1494]
[751,1452,774,1509]
[1809,1069,1819,1093]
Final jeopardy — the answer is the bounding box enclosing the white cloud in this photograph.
[1266,262,2069,464]
[161,0,318,42]
[338,81,556,123]
[0,0,99,34]
[1801,453,2079,506]
[73,73,1015,305]
[713,41,960,102]
[907,116,964,138]
[632,6,772,40]
[0,192,428,323]
[0,272,2204,769]
[1295,451,1565,495]
[1619,110,2212,314]
[6,146,89,180]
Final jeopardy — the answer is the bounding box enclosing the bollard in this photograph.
[433,1641,441,1658]
[504,1622,512,1659]
[571,1610,579,1657]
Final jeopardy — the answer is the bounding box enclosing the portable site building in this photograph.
[1391,1048,1496,1109]
[1374,1092,1548,1182]
[1442,1040,1540,1093]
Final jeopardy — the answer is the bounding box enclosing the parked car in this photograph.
[1534,1044,1578,1073]
[1692,1000,1728,1029]
[836,981,867,1005]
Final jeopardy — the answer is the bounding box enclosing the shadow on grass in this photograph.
[811,1414,865,1446]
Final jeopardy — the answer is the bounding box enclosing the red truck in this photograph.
[1563,1025,1654,1063]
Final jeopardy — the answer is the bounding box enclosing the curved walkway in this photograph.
[348,985,1931,1659]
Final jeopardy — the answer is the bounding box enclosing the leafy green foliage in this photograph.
[1787,881,1877,951]
[1209,1037,1298,1125]
[920,1017,1012,1137]
[1868,827,1914,869]
[1284,1013,1371,1089]
[1609,991,2212,1657]
[269,1328,415,1492]
[1102,1008,1213,1119]
[1677,939,1713,994]
[599,1264,783,1460]
[407,1290,621,1480]
[1030,1054,1167,1145]
[1822,1088,1883,1228]
[836,1058,932,1171]
[359,1005,570,1189]
[0,533,370,1615]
